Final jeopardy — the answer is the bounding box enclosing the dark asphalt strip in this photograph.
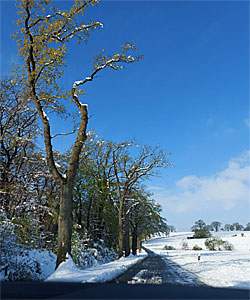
[113,256,205,286]
[112,248,205,286]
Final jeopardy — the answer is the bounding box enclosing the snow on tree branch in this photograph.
[72,42,143,89]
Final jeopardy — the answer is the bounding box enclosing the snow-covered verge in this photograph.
[0,214,57,281]
[0,213,119,281]
[144,231,250,289]
[1,213,145,282]
[0,247,56,281]
[46,251,147,282]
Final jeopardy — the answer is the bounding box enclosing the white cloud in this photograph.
[147,186,166,191]
[151,151,250,214]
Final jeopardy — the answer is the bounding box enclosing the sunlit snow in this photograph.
[144,231,250,289]
[46,252,147,283]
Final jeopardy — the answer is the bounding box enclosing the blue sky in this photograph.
[1,0,249,231]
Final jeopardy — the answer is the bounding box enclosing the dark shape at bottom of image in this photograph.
[1,281,249,300]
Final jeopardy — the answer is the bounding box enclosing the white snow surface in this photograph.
[29,249,57,279]
[46,251,147,283]
[144,231,250,289]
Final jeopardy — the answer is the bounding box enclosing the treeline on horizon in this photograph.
[191,219,250,233]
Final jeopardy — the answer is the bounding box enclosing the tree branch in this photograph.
[24,3,64,185]
[72,53,139,89]
[51,127,77,139]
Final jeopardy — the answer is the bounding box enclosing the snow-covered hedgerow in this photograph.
[0,211,56,281]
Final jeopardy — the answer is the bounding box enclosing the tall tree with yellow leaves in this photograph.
[13,0,142,268]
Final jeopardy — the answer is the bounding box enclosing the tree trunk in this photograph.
[55,104,88,268]
[86,197,93,233]
[118,197,123,258]
[0,166,10,217]
[132,227,137,255]
[76,184,82,226]
[137,235,142,253]
[78,197,82,226]
[123,202,130,257]
[56,181,73,269]
[96,199,105,240]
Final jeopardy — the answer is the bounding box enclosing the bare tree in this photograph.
[0,77,37,217]
[0,77,58,248]
[111,142,172,257]
[129,188,168,255]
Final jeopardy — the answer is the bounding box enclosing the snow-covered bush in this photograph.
[2,249,41,281]
[164,245,176,250]
[0,210,56,281]
[205,237,234,251]
[182,241,189,250]
[223,241,234,251]
[71,225,116,269]
[192,245,203,251]
[193,228,212,239]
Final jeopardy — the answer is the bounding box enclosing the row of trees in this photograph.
[223,222,250,232]
[71,131,172,257]
[191,220,250,238]
[1,76,172,269]
[1,77,59,280]
[0,77,58,250]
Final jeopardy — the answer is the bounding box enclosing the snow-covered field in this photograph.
[144,231,250,289]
